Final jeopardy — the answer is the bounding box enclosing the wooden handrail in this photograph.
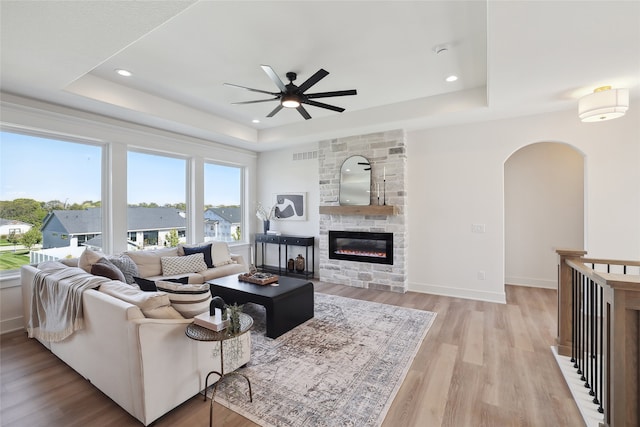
[556,249,640,427]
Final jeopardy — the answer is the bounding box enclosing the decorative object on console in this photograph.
[256,202,276,233]
[295,254,305,272]
[288,258,295,272]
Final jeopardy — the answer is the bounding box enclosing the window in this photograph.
[204,163,243,243]
[127,151,186,249]
[0,131,102,271]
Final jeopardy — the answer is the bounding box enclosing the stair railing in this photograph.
[556,249,640,427]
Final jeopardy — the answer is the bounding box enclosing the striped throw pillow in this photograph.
[156,281,211,318]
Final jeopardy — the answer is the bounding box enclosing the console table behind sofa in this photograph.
[254,234,314,279]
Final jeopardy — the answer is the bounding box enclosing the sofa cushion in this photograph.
[91,258,127,282]
[107,254,139,285]
[156,281,212,318]
[199,263,247,282]
[211,242,235,267]
[99,282,183,319]
[161,253,207,276]
[79,247,104,273]
[182,243,214,268]
[125,247,178,278]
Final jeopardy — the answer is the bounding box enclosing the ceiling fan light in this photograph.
[281,94,301,108]
[578,86,629,122]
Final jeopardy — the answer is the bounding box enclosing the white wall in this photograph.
[255,144,320,273]
[407,107,640,302]
[505,142,584,289]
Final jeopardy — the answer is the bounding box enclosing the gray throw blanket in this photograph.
[27,264,111,342]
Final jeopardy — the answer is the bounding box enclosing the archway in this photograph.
[504,142,584,289]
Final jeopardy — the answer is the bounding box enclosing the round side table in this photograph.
[185,312,253,427]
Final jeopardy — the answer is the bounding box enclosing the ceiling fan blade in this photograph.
[266,104,284,117]
[305,89,357,99]
[297,69,329,93]
[301,99,345,113]
[232,98,279,105]
[224,82,279,96]
[297,105,312,120]
[261,65,287,92]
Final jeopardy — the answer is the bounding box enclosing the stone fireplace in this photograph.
[318,130,408,293]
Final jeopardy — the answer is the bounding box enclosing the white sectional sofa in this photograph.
[20,244,251,426]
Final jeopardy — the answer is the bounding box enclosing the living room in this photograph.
[1,1,639,426]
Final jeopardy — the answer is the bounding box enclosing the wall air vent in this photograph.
[292,151,318,161]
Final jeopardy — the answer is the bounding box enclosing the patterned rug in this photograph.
[211,292,436,427]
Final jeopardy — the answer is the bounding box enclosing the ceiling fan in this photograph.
[224,65,357,120]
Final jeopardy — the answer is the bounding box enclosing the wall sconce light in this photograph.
[578,86,629,122]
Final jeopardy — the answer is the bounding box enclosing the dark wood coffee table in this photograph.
[207,274,314,339]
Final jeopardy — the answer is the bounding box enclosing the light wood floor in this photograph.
[1,284,584,427]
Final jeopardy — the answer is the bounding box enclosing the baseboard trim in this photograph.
[505,276,556,289]
[551,346,604,427]
[1,316,25,335]
[408,282,506,304]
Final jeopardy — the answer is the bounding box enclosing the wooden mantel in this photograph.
[319,205,397,216]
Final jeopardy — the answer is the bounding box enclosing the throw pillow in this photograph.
[107,254,139,285]
[134,276,157,292]
[211,242,235,267]
[133,276,190,292]
[156,280,212,318]
[78,247,104,273]
[125,247,178,278]
[182,243,214,268]
[161,253,207,276]
[91,258,127,282]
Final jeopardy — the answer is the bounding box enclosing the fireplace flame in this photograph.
[335,249,386,258]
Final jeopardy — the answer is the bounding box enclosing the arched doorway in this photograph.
[504,142,584,289]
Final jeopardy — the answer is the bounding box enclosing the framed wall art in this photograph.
[273,192,306,221]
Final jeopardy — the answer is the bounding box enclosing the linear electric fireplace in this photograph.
[328,231,393,265]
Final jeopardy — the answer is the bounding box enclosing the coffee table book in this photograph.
[194,310,229,332]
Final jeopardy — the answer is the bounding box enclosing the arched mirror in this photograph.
[339,155,371,205]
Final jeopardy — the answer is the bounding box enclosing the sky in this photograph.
[0,131,241,206]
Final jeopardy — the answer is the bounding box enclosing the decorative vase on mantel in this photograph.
[263,220,270,234]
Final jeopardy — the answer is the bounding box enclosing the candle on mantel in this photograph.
[383,167,386,181]
[377,182,380,197]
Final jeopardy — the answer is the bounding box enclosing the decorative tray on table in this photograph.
[238,272,279,285]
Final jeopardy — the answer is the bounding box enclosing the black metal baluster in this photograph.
[577,272,584,379]
[597,284,604,414]
[571,268,577,364]
[584,280,596,396]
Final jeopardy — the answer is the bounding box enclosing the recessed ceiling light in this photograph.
[445,75,458,82]
[115,69,132,77]
[252,119,260,124]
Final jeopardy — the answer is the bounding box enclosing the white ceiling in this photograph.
[1,1,638,151]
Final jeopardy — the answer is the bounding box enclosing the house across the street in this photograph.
[40,207,187,250]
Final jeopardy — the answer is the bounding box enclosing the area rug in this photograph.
[211,292,436,427]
